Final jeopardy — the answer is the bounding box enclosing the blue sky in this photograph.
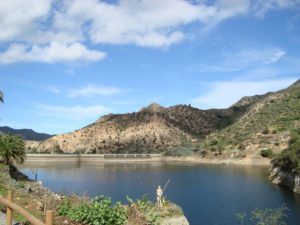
[0,0,300,134]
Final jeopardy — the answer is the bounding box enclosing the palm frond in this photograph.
[0,91,3,103]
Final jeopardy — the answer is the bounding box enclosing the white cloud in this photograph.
[0,42,106,64]
[0,0,298,64]
[68,85,124,98]
[191,78,298,109]
[0,0,51,41]
[251,0,300,18]
[36,104,112,120]
[196,47,286,72]
[56,0,250,48]
[0,0,253,50]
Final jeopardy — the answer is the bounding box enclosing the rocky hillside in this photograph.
[26,102,252,154]
[26,79,300,156]
[0,126,53,141]
[204,79,300,159]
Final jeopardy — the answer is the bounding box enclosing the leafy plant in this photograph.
[57,198,71,216]
[57,195,127,225]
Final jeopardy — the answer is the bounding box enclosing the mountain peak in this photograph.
[140,103,165,113]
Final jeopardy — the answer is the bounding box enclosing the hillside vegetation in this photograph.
[272,128,300,174]
[203,80,300,160]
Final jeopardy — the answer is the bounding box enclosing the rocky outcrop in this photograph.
[161,216,189,225]
[269,167,300,194]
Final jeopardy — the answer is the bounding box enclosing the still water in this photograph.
[20,162,300,225]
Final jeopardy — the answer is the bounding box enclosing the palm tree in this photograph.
[0,134,26,165]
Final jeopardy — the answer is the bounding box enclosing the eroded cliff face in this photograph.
[269,167,300,194]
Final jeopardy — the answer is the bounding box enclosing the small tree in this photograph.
[0,134,26,165]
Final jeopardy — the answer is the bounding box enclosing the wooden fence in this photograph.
[0,190,53,225]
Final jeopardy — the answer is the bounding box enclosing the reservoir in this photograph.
[20,162,300,225]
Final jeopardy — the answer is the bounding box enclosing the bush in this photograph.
[260,149,273,158]
[164,147,195,156]
[262,128,270,134]
[58,196,127,225]
[272,129,300,174]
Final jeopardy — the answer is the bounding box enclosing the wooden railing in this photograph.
[0,190,53,225]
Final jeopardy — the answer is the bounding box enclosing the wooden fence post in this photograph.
[45,210,54,225]
[6,190,13,225]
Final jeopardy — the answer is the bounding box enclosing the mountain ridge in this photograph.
[26,79,300,158]
[0,126,53,141]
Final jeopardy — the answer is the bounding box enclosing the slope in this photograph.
[204,79,300,158]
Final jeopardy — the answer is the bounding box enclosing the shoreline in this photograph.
[23,153,271,167]
[163,156,271,166]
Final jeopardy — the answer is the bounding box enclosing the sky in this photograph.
[0,0,300,134]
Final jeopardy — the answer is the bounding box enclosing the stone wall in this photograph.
[23,153,163,164]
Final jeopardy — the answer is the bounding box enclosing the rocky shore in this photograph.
[269,167,300,194]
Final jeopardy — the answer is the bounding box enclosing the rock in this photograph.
[36,201,44,211]
[269,167,300,194]
[161,216,189,225]
[294,175,300,193]
[63,220,69,224]
[26,185,33,193]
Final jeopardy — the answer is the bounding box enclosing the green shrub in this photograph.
[260,149,273,158]
[58,196,127,225]
[272,129,300,174]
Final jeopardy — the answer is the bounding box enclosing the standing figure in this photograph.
[156,185,163,207]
